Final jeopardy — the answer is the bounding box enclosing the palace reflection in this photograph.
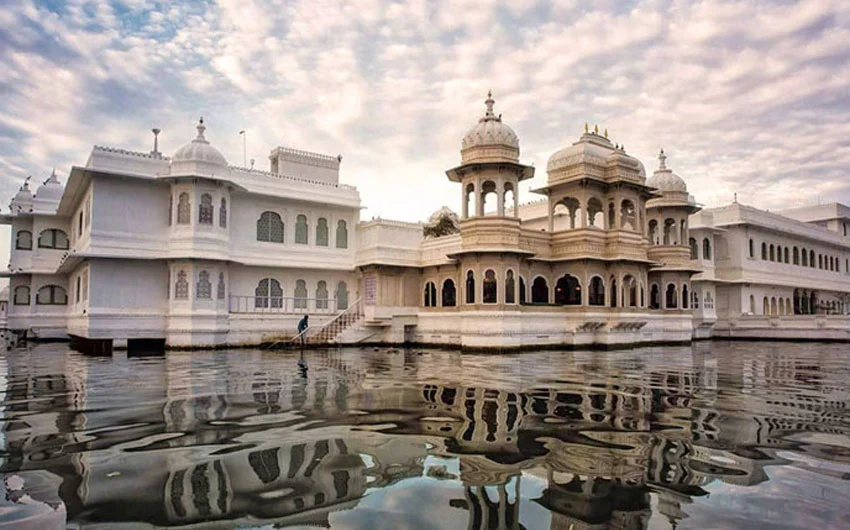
[1,343,848,529]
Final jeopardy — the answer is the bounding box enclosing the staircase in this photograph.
[290,298,364,346]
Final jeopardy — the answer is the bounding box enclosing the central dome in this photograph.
[171,118,229,176]
[35,169,64,203]
[460,93,520,164]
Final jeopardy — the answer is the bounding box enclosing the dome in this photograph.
[35,169,63,202]
[646,149,687,192]
[547,132,614,172]
[460,93,520,163]
[10,179,33,212]
[546,129,646,178]
[171,118,228,176]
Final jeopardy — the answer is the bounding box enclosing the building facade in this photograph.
[3,95,850,350]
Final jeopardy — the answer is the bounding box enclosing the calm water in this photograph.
[0,342,849,530]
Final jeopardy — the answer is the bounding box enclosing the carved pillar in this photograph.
[461,182,469,219]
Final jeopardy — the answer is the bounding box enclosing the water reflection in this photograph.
[1,343,849,529]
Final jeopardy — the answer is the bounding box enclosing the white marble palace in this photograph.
[3,94,850,351]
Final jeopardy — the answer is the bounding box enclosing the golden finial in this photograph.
[604,128,608,138]
[594,124,598,134]
[487,89,492,98]
[584,122,589,133]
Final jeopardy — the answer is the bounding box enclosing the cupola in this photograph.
[460,92,520,164]
[170,118,229,177]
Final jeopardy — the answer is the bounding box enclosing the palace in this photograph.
[3,94,850,350]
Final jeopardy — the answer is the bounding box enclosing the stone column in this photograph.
[461,183,469,219]
[513,181,519,218]
[497,179,505,217]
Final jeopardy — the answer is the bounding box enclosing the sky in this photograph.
[1,0,849,230]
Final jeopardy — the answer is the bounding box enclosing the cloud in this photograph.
[1,0,849,223]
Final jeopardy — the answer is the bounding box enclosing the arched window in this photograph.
[481,180,497,214]
[38,229,69,249]
[196,270,212,299]
[650,284,660,309]
[219,198,227,228]
[589,277,605,306]
[682,284,689,309]
[793,289,800,314]
[689,238,698,259]
[442,279,456,307]
[519,277,526,304]
[177,192,190,224]
[316,281,329,309]
[15,230,32,250]
[749,239,754,258]
[168,194,173,226]
[531,276,549,303]
[294,279,308,308]
[818,254,823,269]
[749,294,755,314]
[13,286,30,305]
[36,285,67,305]
[466,271,476,304]
[769,244,775,261]
[257,211,284,243]
[336,220,348,249]
[316,218,329,246]
[761,242,767,260]
[793,247,799,265]
[255,278,283,309]
[665,283,678,309]
[424,281,437,307]
[505,270,516,304]
[663,218,676,245]
[199,193,213,224]
[623,275,636,307]
[335,281,349,310]
[175,270,189,299]
[587,197,603,227]
[620,200,636,230]
[295,215,308,244]
[555,274,581,305]
[607,277,617,307]
[692,289,699,309]
[648,220,658,245]
[703,238,712,260]
[761,296,768,314]
[801,248,808,266]
[482,269,497,303]
[770,297,777,315]
[809,250,815,268]
[783,247,789,263]
[217,272,225,300]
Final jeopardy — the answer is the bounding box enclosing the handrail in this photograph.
[288,297,363,345]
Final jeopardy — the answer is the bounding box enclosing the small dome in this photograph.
[460,93,520,163]
[10,179,33,212]
[171,118,228,175]
[646,149,687,192]
[35,169,63,202]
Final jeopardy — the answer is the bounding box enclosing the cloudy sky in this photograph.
[1,0,849,224]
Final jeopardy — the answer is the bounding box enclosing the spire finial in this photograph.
[594,124,598,134]
[584,122,589,133]
[196,117,207,141]
[604,128,608,138]
[484,91,495,118]
[733,192,738,203]
[658,148,667,170]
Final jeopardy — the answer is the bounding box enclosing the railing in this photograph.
[229,295,348,315]
[287,297,364,346]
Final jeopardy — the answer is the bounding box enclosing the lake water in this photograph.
[0,342,849,529]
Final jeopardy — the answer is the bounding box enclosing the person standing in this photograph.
[297,314,309,345]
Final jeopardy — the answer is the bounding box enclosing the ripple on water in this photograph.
[0,341,849,529]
